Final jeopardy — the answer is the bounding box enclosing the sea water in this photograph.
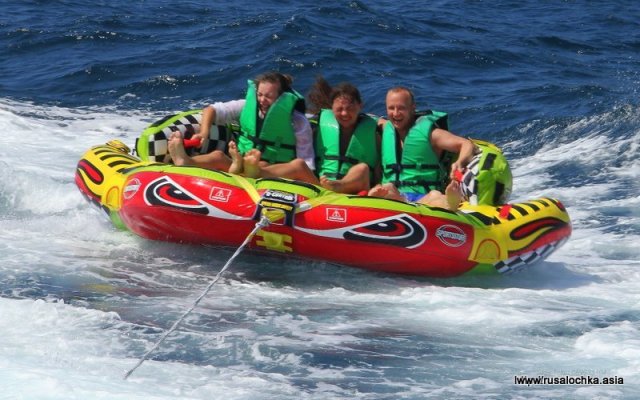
[1,1,639,398]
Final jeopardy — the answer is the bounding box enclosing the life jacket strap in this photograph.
[238,132,297,151]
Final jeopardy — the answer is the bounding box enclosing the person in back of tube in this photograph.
[229,76,379,194]
[167,71,315,174]
[368,86,476,211]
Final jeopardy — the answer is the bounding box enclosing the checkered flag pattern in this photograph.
[141,113,201,162]
[162,113,202,138]
[142,113,228,162]
[494,237,569,274]
[461,152,482,205]
[146,132,169,162]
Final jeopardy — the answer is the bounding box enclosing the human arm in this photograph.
[431,128,476,178]
[193,106,216,142]
[292,111,315,170]
[194,100,246,141]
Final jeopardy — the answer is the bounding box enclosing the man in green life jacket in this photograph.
[368,86,476,210]
[229,77,379,194]
[167,71,315,173]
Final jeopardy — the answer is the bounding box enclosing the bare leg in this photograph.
[320,163,370,194]
[417,181,461,211]
[261,158,321,185]
[417,191,446,207]
[188,151,232,171]
[167,132,195,166]
[319,176,341,192]
[167,131,232,170]
[227,141,243,175]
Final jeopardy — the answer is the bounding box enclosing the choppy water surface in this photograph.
[1,1,639,398]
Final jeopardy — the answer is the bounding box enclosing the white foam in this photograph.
[0,297,330,399]
[1,98,639,398]
[575,322,640,378]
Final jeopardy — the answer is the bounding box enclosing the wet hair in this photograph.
[254,71,293,95]
[387,86,415,106]
[307,75,362,114]
[332,82,362,105]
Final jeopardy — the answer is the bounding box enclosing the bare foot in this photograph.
[368,184,389,198]
[445,181,462,211]
[243,149,262,178]
[319,176,343,193]
[370,183,410,202]
[167,132,193,166]
[227,141,243,174]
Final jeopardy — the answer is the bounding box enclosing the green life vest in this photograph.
[460,139,513,205]
[314,110,378,179]
[381,111,449,194]
[237,80,304,164]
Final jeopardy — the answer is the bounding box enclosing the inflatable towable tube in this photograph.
[76,140,571,277]
[460,139,513,206]
[134,110,237,162]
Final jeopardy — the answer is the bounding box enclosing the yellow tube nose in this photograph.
[106,140,131,154]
